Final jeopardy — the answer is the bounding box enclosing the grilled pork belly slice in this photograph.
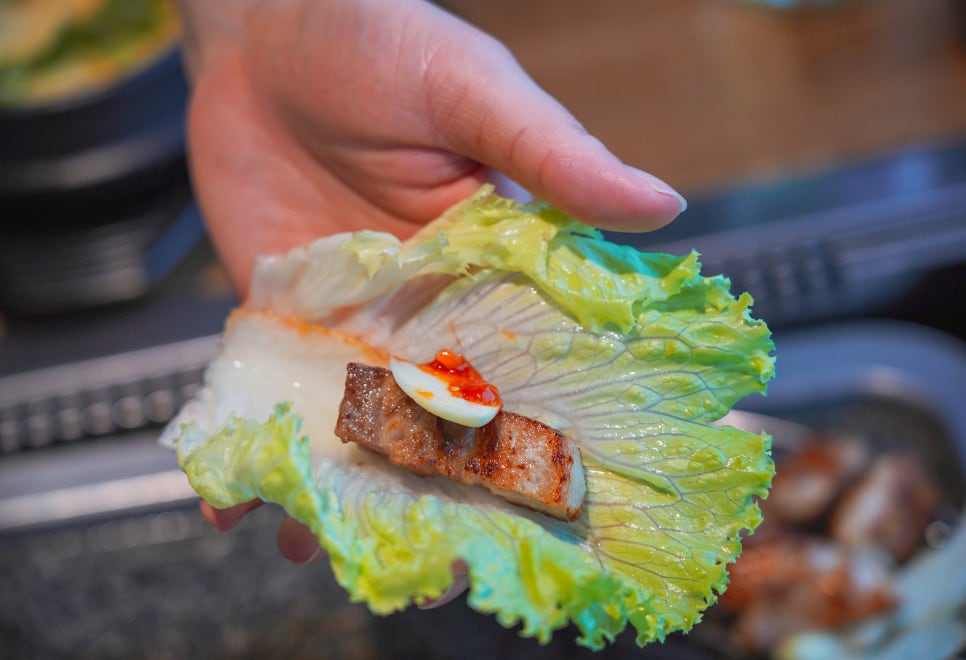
[335,362,586,521]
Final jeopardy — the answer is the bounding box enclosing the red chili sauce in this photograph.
[420,350,502,408]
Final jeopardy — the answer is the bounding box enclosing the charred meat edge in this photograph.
[334,362,586,521]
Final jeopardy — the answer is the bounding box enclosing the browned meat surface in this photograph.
[829,451,941,562]
[334,362,586,521]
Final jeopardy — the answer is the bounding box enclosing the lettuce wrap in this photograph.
[162,186,776,649]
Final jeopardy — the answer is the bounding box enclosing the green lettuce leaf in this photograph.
[418,190,703,333]
[165,186,775,649]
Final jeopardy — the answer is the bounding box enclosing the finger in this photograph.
[417,559,469,610]
[277,516,322,564]
[426,28,686,232]
[200,499,263,531]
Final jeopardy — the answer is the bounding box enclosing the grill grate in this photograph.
[0,336,217,454]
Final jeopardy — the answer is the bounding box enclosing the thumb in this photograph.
[428,32,686,231]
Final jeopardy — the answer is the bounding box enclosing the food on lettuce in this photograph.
[162,186,776,649]
[389,350,502,427]
[335,361,585,521]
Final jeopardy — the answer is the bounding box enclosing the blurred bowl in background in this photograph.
[0,0,181,108]
[0,0,199,315]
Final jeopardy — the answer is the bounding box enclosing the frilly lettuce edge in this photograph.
[174,186,777,649]
[176,403,690,649]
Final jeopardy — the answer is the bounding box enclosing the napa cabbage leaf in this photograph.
[164,186,775,649]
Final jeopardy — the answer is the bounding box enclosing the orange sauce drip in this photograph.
[235,309,391,366]
[419,350,502,408]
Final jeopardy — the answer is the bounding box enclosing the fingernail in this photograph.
[300,546,323,565]
[417,567,470,609]
[289,541,321,565]
[630,167,687,213]
[278,518,321,564]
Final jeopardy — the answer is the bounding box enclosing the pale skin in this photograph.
[178,0,686,606]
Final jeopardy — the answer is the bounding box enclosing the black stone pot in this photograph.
[0,49,201,315]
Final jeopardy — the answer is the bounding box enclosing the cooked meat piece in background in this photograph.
[761,435,870,527]
[703,422,951,657]
[719,533,897,655]
[335,362,586,521]
[829,451,941,562]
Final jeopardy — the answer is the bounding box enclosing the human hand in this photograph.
[178,0,685,294]
[200,499,322,563]
[178,0,686,579]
